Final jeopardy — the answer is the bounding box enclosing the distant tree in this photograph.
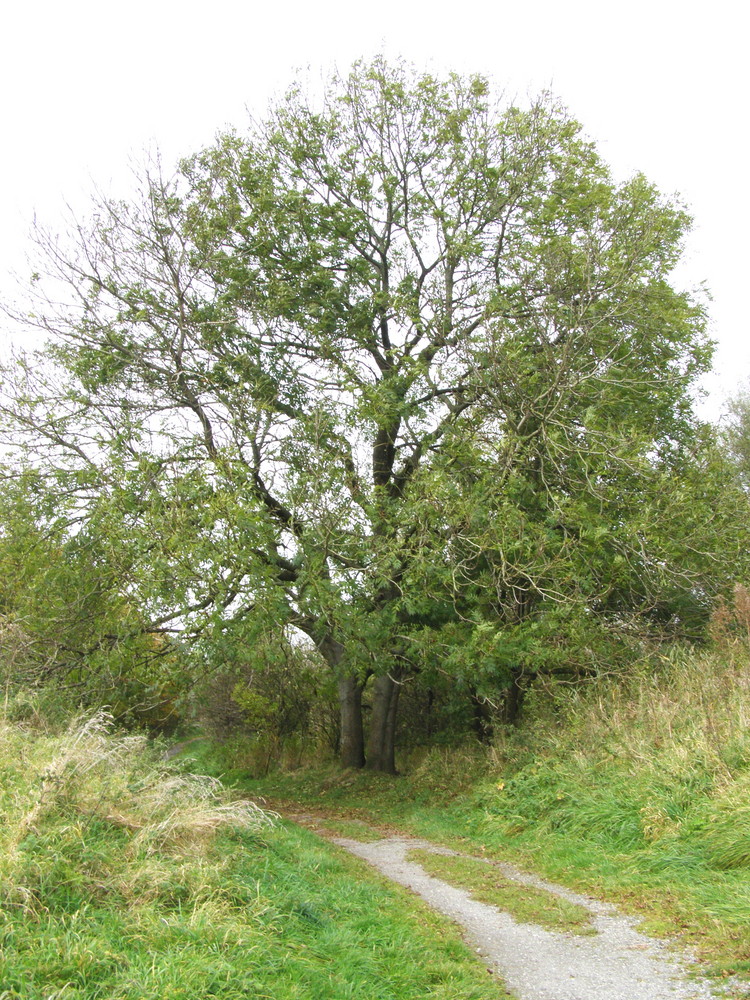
[724,386,750,485]
[1,59,739,770]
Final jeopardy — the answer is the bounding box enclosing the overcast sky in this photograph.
[1,0,745,416]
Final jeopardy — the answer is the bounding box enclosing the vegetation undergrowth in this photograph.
[237,644,750,991]
[0,704,511,999]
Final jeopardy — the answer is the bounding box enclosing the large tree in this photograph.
[1,59,737,770]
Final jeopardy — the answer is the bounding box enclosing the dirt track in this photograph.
[328,831,724,1000]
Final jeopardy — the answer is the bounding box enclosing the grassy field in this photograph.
[234,645,750,993]
[0,709,511,1000]
[4,641,750,998]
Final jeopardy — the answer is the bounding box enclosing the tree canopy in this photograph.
[1,59,745,770]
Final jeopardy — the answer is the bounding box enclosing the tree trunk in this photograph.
[470,689,494,743]
[499,667,527,726]
[320,636,365,769]
[366,669,402,773]
[338,674,365,768]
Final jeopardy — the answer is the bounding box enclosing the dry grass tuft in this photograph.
[3,709,275,861]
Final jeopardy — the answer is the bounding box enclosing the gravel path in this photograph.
[332,833,723,1000]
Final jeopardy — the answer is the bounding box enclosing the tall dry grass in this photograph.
[477,630,750,878]
[0,708,274,918]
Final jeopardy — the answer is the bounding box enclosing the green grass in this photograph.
[0,709,512,999]
[407,849,595,935]
[8,639,750,996]
[238,646,750,990]
[315,817,387,842]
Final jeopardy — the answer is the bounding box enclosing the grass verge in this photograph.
[315,817,386,842]
[407,849,595,935]
[0,707,512,999]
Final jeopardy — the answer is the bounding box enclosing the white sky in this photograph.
[1,0,746,417]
